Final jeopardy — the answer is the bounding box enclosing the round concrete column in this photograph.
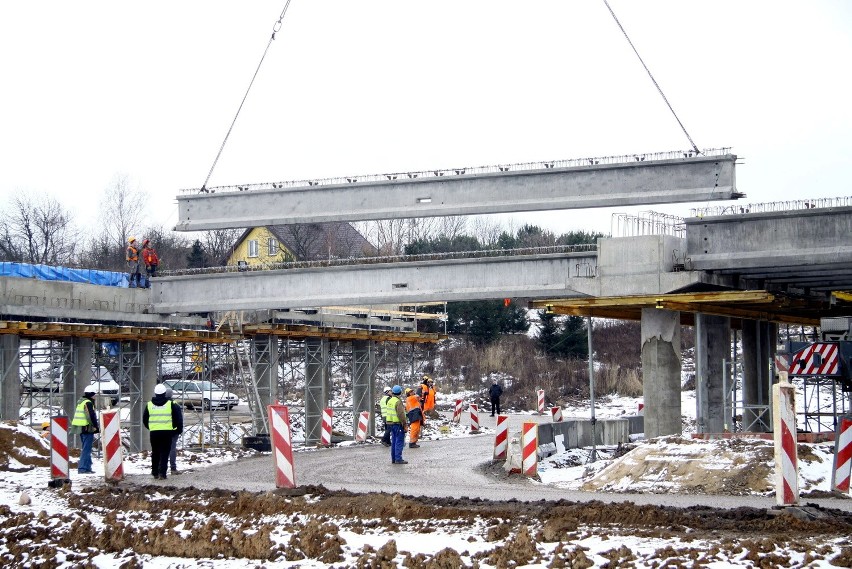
[641,308,682,438]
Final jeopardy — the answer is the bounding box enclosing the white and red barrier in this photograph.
[453,399,463,423]
[269,405,296,489]
[772,373,799,506]
[320,407,333,447]
[831,416,852,493]
[551,406,563,423]
[522,421,538,477]
[101,409,124,481]
[469,403,480,433]
[537,389,545,414]
[493,415,508,460]
[638,402,644,416]
[49,415,69,484]
[355,411,370,443]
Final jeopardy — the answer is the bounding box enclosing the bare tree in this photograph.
[100,174,147,251]
[471,216,504,248]
[202,229,243,265]
[435,216,468,241]
[0,193,76,264]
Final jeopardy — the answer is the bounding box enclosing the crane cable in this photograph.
[200,1,294,192]
[601,0,701,155]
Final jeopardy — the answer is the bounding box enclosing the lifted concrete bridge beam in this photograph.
[175,154,739,231]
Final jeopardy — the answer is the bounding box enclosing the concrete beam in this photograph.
[686,207,852,293]
[152,252,599,313]
[175,154,739,231]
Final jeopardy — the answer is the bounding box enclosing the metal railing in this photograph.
[611,211,685,238]
[691,196,852,218]
[180,148,733,195]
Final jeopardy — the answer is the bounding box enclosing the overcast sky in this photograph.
[1,1,850,240]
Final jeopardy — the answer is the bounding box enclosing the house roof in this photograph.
[228,222,376,263]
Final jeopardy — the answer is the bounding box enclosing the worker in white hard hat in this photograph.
[143,383,183,480]
[69,385,100,474]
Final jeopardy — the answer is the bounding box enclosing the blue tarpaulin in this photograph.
[0,262,128,287]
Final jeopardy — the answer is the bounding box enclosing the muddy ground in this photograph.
[4,423,852,567]
[4,482,852,567]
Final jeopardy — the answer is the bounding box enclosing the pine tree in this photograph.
[186,240,208,269]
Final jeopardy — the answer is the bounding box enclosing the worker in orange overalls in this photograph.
[418,375,431,425]
[423,376,437,420]
[404,387,422,448]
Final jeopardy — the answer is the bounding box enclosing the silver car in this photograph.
[162,379,239,410]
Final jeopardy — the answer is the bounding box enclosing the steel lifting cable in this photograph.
[200,1,294,192]
[601,0,700,155]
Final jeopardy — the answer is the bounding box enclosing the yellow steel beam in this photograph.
[834,291,852,303]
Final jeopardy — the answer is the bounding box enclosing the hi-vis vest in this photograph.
[382,396,401,423]
[72,398,93,427]
[126,245,139,262]
[147,400,174,431]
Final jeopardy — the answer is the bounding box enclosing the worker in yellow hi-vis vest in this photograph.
[143,384,183,480]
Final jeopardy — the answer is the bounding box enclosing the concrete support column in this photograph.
[352,340,376,436]
[0,334,21,421]
[695,315,730,433]
[252,335,278,435]
[641,308,682,438]
[305,338,329,446]
[63,337,93,421]
[130,341,158,452]
[742,320,775,432]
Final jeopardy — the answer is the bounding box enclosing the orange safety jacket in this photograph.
[126,244,139,262]
[142,247,159,266]
[424,385,436,411]
[419,384,430,409]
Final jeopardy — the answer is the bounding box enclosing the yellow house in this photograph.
[226,223,375,267]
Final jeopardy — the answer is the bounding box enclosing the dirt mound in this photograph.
[0,421,53,470]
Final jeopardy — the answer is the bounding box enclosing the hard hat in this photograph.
[128,236,136,243]
[392,385,402,395]
[383,385,392,394]
[42,421,50,430]
[154,384,167,395]
[142,239,150,246]
[405,388,413,395]
[83,385,97,396]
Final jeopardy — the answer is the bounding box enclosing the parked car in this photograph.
[22,367,119,405]
[89,367,120,405]
[162,379,239,410]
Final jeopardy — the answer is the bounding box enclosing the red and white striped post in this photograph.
[268,405,296,489]
[469,403,480,433]
[551,406,563,423]
[831,416,852,493]
[49,415,70,485]
[354,411,370,443]
[638,402,645,416]
[537,389,545,415]
[521,421,538,477]
[320,407,333,447]
[772,372,799,506]
[493,415,508,460]
[453,399,463,423]
[101,409,124,481]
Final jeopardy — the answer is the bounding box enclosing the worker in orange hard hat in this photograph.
[404,387,422,448]
[422,375,437,420]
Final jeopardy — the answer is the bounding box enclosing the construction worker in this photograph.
[405,387,422,448]
[141,239,159,288]
[70,385,99,474]
[382,385,408,464]
[418,375,431,424]
[377,386,392,447]
[126,237,141,288]
[143,383,183,480]
[424,376,437,419]
[165,387,183,474]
